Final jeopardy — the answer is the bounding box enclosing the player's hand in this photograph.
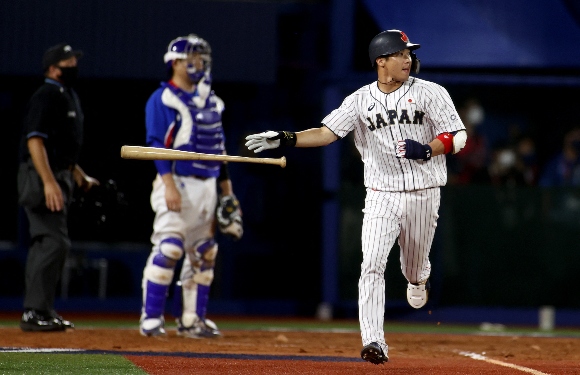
[396,139,432,161]
[165,185,182,212]
[244,131,282,153]
[44,180,64,212]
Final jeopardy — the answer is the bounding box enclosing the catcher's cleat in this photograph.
[20,309,65,332]
[361,342,388,365]
[407,279,431,309]
[176,318,221,339]
[139,317,167,337]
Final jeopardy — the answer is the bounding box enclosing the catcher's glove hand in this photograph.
[216,194,243,240]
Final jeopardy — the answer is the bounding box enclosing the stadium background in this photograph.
[1,0,579,327]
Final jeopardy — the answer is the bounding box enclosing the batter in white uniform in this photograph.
[244,29,467,365]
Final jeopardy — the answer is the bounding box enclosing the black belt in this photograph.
[176,173,210,180]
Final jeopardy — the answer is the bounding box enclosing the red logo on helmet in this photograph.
[400,31,409,43]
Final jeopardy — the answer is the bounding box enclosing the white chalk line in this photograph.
[457,350,550,375]
[0,347,83,353]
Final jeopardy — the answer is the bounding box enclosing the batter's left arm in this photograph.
[396,130,467,161]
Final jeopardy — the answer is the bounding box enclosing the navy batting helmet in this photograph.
[368,30,421,73]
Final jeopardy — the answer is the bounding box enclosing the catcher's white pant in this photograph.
[358,187,439,355]
[146,174,218,318]
[150,174,217,248]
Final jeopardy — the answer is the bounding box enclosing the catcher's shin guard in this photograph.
[142,237,184,320]
[180,239,217,327]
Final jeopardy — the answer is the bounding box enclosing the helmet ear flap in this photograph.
[411,52,420,74]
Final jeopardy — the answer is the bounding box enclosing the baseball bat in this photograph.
[120,145,286,168]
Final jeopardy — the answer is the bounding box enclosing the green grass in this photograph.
[0,353,147,375]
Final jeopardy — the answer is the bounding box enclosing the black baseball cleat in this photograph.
[51,311,75,330]
[20,310,66,332]
[361,342,388,365]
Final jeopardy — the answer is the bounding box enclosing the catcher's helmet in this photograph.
[164,34,212,81]
[368,30,421,73]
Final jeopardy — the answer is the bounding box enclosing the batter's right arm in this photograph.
[245,126,337,153]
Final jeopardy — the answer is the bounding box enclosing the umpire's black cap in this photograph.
[42,43,83,72]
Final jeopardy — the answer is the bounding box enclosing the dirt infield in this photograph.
[1,314,579,374]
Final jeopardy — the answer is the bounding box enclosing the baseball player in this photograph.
[245,30,467,364]
[139,34,243,338]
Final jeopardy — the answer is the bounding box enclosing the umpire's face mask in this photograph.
[58,66,79,87]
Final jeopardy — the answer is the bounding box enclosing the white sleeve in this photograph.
[425,84,465,135]
[321,95,358,139]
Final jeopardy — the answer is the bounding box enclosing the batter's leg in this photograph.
[358,189,402,356]
[399,188,440,308]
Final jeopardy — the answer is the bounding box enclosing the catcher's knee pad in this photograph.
[144,237,184,285]
[142,237,184,319]
[183,238,217,286]
[194,238,218,270]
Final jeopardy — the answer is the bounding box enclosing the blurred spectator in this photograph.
[539,127,580,187]
[448,97,490,184]
[516,135,539,186]
[488,143,526,186]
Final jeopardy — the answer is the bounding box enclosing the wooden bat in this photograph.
[120,145,286,168]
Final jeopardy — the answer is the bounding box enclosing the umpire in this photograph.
[17,43,99,332]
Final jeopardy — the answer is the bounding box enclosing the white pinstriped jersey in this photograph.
[322,77,465,192]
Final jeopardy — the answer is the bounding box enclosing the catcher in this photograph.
[139,34,243,338]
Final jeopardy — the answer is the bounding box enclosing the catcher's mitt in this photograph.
[216,194,243,240]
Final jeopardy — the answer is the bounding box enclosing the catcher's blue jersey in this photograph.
[145,81,226,178]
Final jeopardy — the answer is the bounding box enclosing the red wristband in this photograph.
[436,132,453,154]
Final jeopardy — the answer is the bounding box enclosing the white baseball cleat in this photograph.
[407,280,430,309]
[139,317,167,337]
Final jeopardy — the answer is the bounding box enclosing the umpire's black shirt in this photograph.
[19,78,83,171]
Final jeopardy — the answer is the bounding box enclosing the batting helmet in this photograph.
[368,30,421,73]
[164,34,212,81]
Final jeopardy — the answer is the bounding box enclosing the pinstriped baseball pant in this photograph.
[358,187,440,354]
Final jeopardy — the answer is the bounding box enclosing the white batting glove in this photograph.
[244,131,281,153]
